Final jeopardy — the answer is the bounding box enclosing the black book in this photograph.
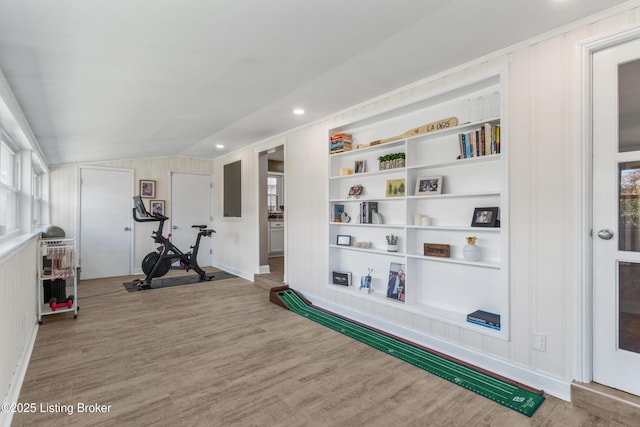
[466,310,500,328]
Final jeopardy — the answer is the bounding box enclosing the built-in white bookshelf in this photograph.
[328,71,509,339]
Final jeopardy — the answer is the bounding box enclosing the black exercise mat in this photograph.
[123,271,236,292]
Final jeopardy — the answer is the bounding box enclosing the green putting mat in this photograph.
[277,289,545,417]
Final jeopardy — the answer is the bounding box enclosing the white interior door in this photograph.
[80,167,133,279]
[592,37,640,395]
[170,172,212,268]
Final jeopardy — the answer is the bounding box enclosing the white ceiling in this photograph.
[0,0,631,165]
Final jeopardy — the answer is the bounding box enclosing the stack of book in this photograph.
[359,201,378,224]
[458,123,500,159]
[466,309,501,330]
[330,133,353,154]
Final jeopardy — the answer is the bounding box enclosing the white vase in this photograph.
[387,244,398,252]
[463,244,480,261]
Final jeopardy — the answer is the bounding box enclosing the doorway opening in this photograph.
[258,145,285,283]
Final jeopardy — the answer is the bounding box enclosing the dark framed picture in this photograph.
[332,271,352,286]
[471,207,499,227]
[354,160,366,174]
[140,179,156,198]
[336,235,352,246]
[415,176,443,195]
[333,204,345,222]
[150,200,165,216]
[386,262,406,302]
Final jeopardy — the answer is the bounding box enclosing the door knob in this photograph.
[173,225,178,230]
[124,227,131,231]
[597,229,614,240]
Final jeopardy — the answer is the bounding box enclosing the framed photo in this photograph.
[471,207,499,227]
[354,160,366,174]
[348,184,363,197]
[415,176,443,195]
[332,271,352,287]
[333,204,345,222]
[140,179,156,198]
[386,262,406,302]
[150,200,165,216]
[385,179,405,197]
[336,235,352,246]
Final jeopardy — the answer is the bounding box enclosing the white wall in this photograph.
[50,156,215,274]
[212,5,640,400]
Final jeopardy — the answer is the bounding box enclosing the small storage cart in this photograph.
[38,238,78,324]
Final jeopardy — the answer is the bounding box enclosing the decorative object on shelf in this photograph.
[150,200,165,216]
[466,309,501,330]
[330,133,352,154]
[360,268,373,293]
[458,123,500,159]
[340,212,351,223]
[463,236,481,262]
[340,168,353,175]
[354,160,366,174]
[139,179,156,198]
[336,235,352,246]
[333,204,344,222]
[348,184,363,198]
[371,209,382,224]
[356,241,372,249]
[471,207,500,227]
[423,243,451,257]
[369,117,458,146]
[385,178,405,197]
[415,176,443,195]
[332,271,351,286]
[386,262,406,301]
[377,152,405,170]
[386,234,398,252]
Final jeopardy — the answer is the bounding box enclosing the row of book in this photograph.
[458,123,500,159]
[330,133,353,154]
[466,309,501,330]
[359,201,378,224]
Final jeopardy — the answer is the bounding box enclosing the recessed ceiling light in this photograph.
[293,108,305,115]
[215,144,224,149]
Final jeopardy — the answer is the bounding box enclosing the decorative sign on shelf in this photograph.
[369,117,458,146]
[423,243,451,258]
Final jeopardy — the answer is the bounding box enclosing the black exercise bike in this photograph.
[132,196,215,289]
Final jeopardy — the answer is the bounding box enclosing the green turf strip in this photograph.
[278,290,545,417]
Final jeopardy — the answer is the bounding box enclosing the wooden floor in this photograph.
[13,269,619,426]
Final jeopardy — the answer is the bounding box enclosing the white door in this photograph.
[80,167,133,279]
[170,172,212,268]
[592,37,640,395]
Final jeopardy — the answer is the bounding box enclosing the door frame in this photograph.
[577,24,640,384]
[78,165,134,277]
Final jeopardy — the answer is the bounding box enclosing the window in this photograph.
[267,174,284,211]
[0,141,18,235]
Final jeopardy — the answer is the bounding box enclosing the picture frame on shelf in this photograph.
[139,179,156,198]
[333,204,344,222]
[332,271,351,287]
[354,160,366,174]
[336,235,352,246]
[150,200,165,216]
[386,262,406,302]
[385,178,405,197]
[471,207,499,227]
[415,176,443,195]
[348,184,363,198]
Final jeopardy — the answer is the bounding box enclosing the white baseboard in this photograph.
[259,265,271,274]
[212,262,253,282]
[301,291,571,402]
[0,321,39,427]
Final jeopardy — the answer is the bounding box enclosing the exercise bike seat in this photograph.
[191,225,208,230]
